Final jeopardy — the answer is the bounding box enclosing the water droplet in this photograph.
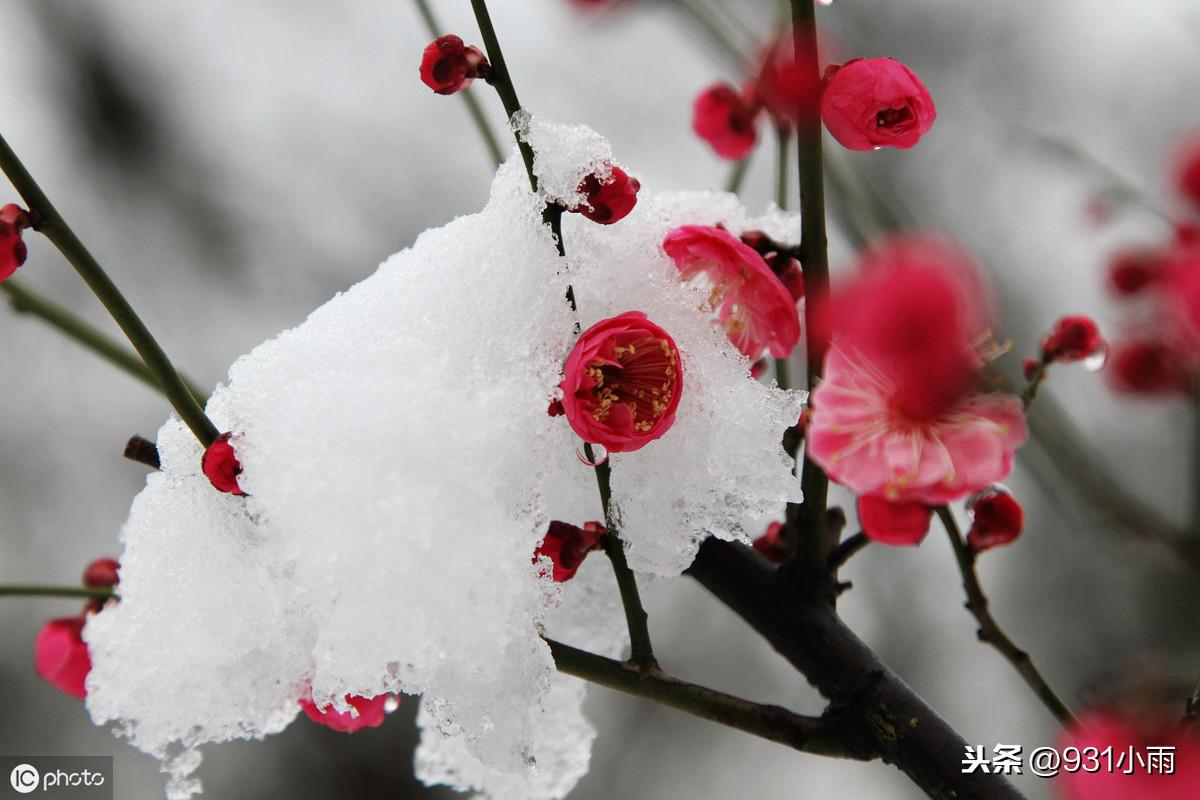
[1083,342,1109,372]
[817,0,836,5]
[384,696,400,713]
[965,483,1011,519]
[576,443,608,467]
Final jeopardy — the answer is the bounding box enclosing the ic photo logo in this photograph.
[9,764,38,794]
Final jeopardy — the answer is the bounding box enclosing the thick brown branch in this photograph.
[687,537,1026,800]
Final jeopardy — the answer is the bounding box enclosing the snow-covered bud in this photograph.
[201,432,246,495]
[535,520,607,582]
[300,693,394,733]
[572,166,640,225]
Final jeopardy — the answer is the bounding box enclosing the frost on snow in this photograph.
[84,117,803,800]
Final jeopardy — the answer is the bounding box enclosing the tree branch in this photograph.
[935,506,1077,727]
[0,585,115,600]
[547,637,864,758]
[827,531,869,571]
[687,537,1026,800]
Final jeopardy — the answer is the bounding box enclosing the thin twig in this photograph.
[586,443,658,671]
[0,585,115,600]
[827,532,869,571]
[773,126,793,390]
[936,506,1078,727]
[411,0,504,167]
[1,279,208,404]
[787,0,831,569]
[124,435,162,469]
[0,132,219,446]
[546,637,861,757]
[1020,360,1047,409]
[724,155,752,194]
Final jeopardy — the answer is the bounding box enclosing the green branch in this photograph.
[0,585,115,601]
[0,132,219,446]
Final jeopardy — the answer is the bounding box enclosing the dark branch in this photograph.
[123,435,161,470]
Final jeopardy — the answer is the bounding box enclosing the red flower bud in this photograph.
[856,495,932,546]
[559,311,683,453]
[692,83,759,161]
[572,166,640,225]
[966,491,1023,552]
[1022,358,1040,381]
[300,693,394,733]
[1110,340,1186,394]
[202,432,246,495]
[34,616,91,699]
[1172,134,1200,213]
[0,203,30,281]
[751,520,788,563]
[1107,248,1163,296]
[750,358,768,379]
[419,35,489,96]
[83,557,120,589]
[535,520,607,582]
[820,58,936,151]
[1040,315,1104,363]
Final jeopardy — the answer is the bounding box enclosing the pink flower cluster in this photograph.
[806,236,1027,545]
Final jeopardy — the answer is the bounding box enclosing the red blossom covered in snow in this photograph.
[0,203,30,281]
[572,166,640,225]
[692,83,760,161]
[807,236,1027,505]
[1040,315,1105,363]
[419,35,490,96]
[34,616,91,699]
[965,490,1024,552]
[819,58,936,151]
[663,225,800,359]
[202,432,246,495]
[300,693,394,733]
[559,311,683,453]
[535,520,607,582]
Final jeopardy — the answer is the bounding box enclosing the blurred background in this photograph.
[1,0,1198,797]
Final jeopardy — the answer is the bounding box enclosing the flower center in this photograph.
[587,335,679,433]
[876,106,913,129]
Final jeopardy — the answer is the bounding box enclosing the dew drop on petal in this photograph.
[576,443,609,467]
[384,696,400,714]
[965,483,1011,520]
[1083,342,1110,372]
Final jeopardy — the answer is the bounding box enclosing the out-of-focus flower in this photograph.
[808,236,1027,504]
[1171,133,1200,213]
[663,225,800,359]
[751,520,788,562]
[1057,709,1200,800]
[300,693,394,733]
[535,520,607,582]
[0,203,30,281]
[559,311,683,453]
[1041,315,1105,363]
[1108,248,1164,296]
[965,490,1023,552]
[856,495,932,546]
[692,84,759,161]
[819,58,936,151]
[201,432,246,495]
[35,616,91,699]
[572,166,640,225]
[1110,340,1187,393]
[419,35,490,96]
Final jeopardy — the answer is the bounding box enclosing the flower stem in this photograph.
[1020,360,1047,409]
[546,637,861,757]
[585,443,658,671]
[788,0,831,571]
[0,585,115,601]
[467,0,538,192]
[412,0,504,167]
[1,279,208,404]
[935,506,1078,727]
[773,126,793,390]
[724,155,752,194]
[0,132,219,447]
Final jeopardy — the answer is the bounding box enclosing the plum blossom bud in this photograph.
[820,58,936,151]
[692,83,759,161]
[0,203,30,281]
[558,311,683,453]
[966,491,1023,552]
[300,693,394,733]
[751,520,788,563]
[1040,315,1104,363]
[1107,248,1163,296]
[856,495,932,546]
[419,35,490,95]
[572,166,640,225]
[1022,358,1040,381]
[83,557,120,589]
[202,432,246,495]
[34,616,91,699]
[535,520,607,582]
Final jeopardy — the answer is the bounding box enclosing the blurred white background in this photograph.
[1,1,1198,798]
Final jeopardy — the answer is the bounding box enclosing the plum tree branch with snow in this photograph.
[2,2,1199,800]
